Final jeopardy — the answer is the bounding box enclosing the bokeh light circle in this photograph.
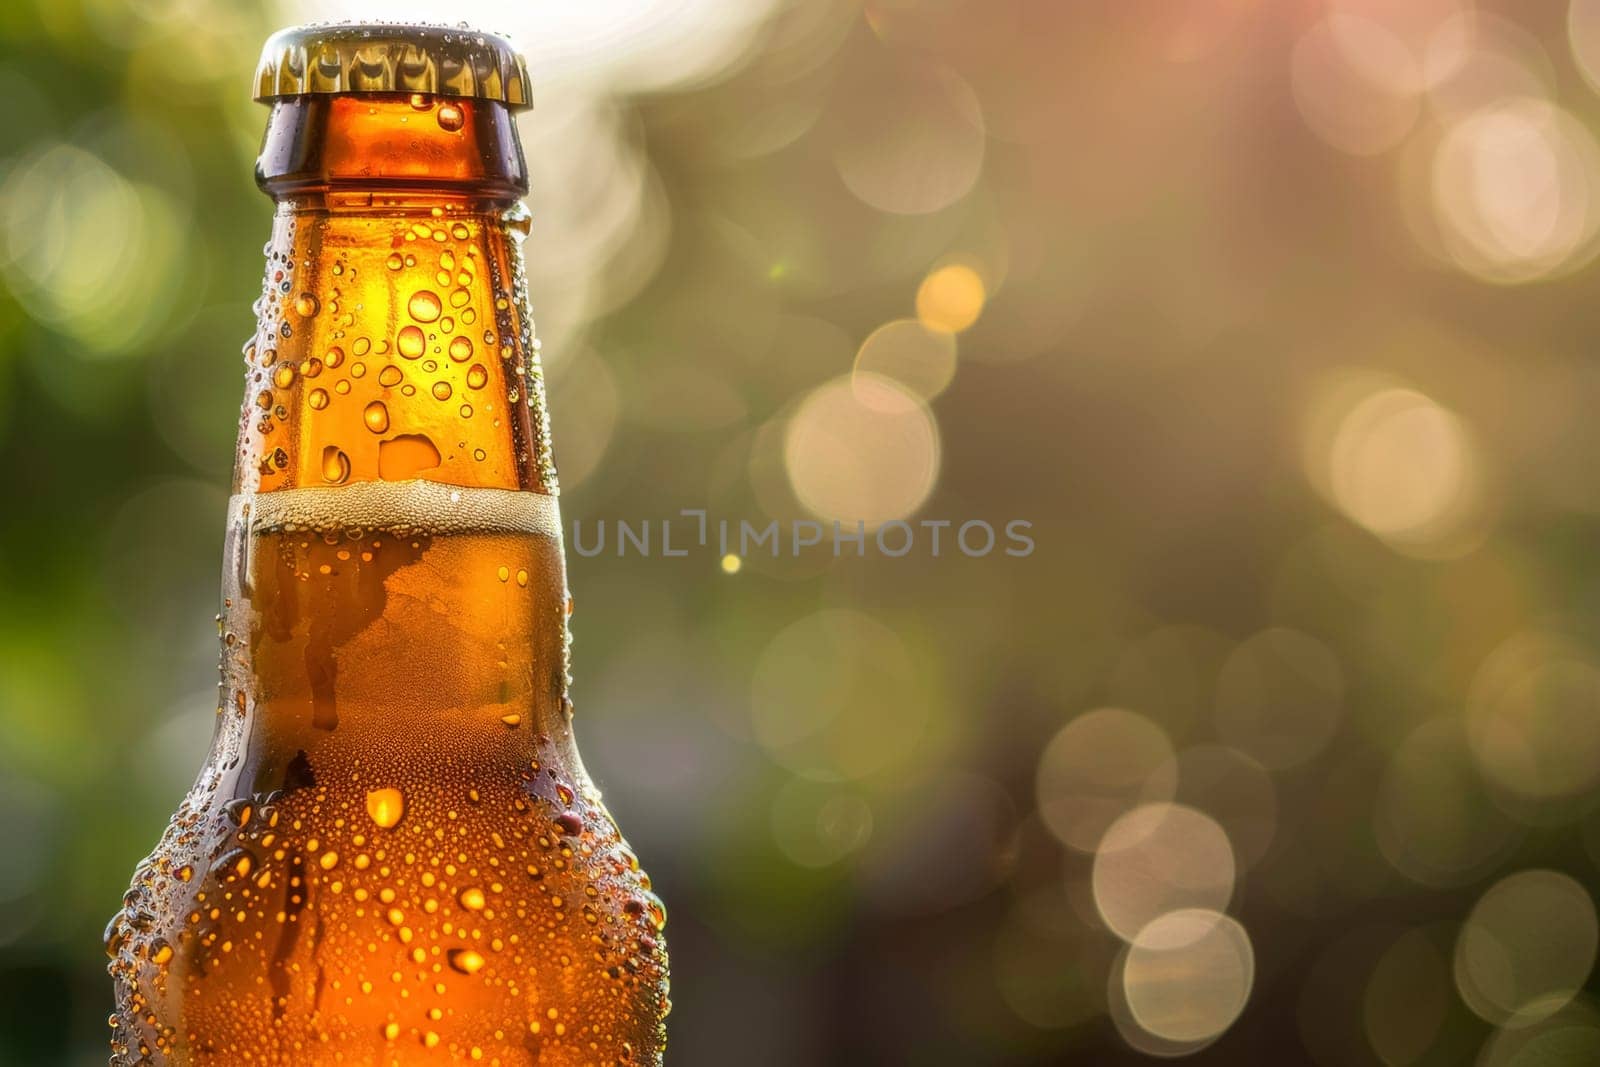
[750,609,929,781]
[1375,718,1523,887]
[1467,632,1600,815]
[769,778,873,868]
[832,61,985,215]
[784,372,940,529]
[915,262,986,333]
[1328,387,1482,552]
[1123,910,1255,1045]
[1363,927,1453,1066]
[1478,996,1600,1067]
[852,319,958,401]
[1036,708,1177,852]
[1214,628,1343,770]
[1454,870,1599,1027]
[1291,16,1421,156]
[1092,803,1236,943]
[1431,98,1600,284]
[1302,373,1490,558]
[0,141,186,357]
[1571,0,1600,96]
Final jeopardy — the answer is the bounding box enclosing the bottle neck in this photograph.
[256,94,528,202]
[237,95,555,497]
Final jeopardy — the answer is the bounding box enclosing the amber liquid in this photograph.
[106,96,668,1065]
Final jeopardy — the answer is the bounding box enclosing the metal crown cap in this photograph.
[253,21,530,108]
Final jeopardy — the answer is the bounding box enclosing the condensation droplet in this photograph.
[321,446,351,484]
[366,787,405,829]
[397,325,426,359]
[409,290,442,323]
[447,947,485,974]
[363,401,390,433]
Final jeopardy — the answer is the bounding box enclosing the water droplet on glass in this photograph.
[437,104,465,132]
[397,325,426,359]
[432,382,453,401]
[447,948,485,974]
[408,290,442,323]
[448,337,473,362]
[366,787,405,829]
[321,446,351,484]
[293,293,319,317]
[363,400,390,433]
[378,366,403,387]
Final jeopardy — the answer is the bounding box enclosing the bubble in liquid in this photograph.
[321,446,351,484]
[432,382,453,401]
[466,364,488,389]
[437,104,465,132]
[366,788,405,829]
[397,325,426,359]
[409,290,442,323]
[363,401,390,433]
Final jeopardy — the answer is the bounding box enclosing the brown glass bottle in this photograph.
[105,25,669,1066]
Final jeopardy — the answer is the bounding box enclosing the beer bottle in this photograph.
[105,23,669,1065]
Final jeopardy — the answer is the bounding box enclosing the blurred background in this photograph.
[5,0,1600,1063]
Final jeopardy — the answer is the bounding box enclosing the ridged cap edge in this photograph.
[253,21,530,108]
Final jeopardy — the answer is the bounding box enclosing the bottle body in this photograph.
[106,94,668,1065]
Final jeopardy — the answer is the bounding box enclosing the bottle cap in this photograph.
[254,21,530,109]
